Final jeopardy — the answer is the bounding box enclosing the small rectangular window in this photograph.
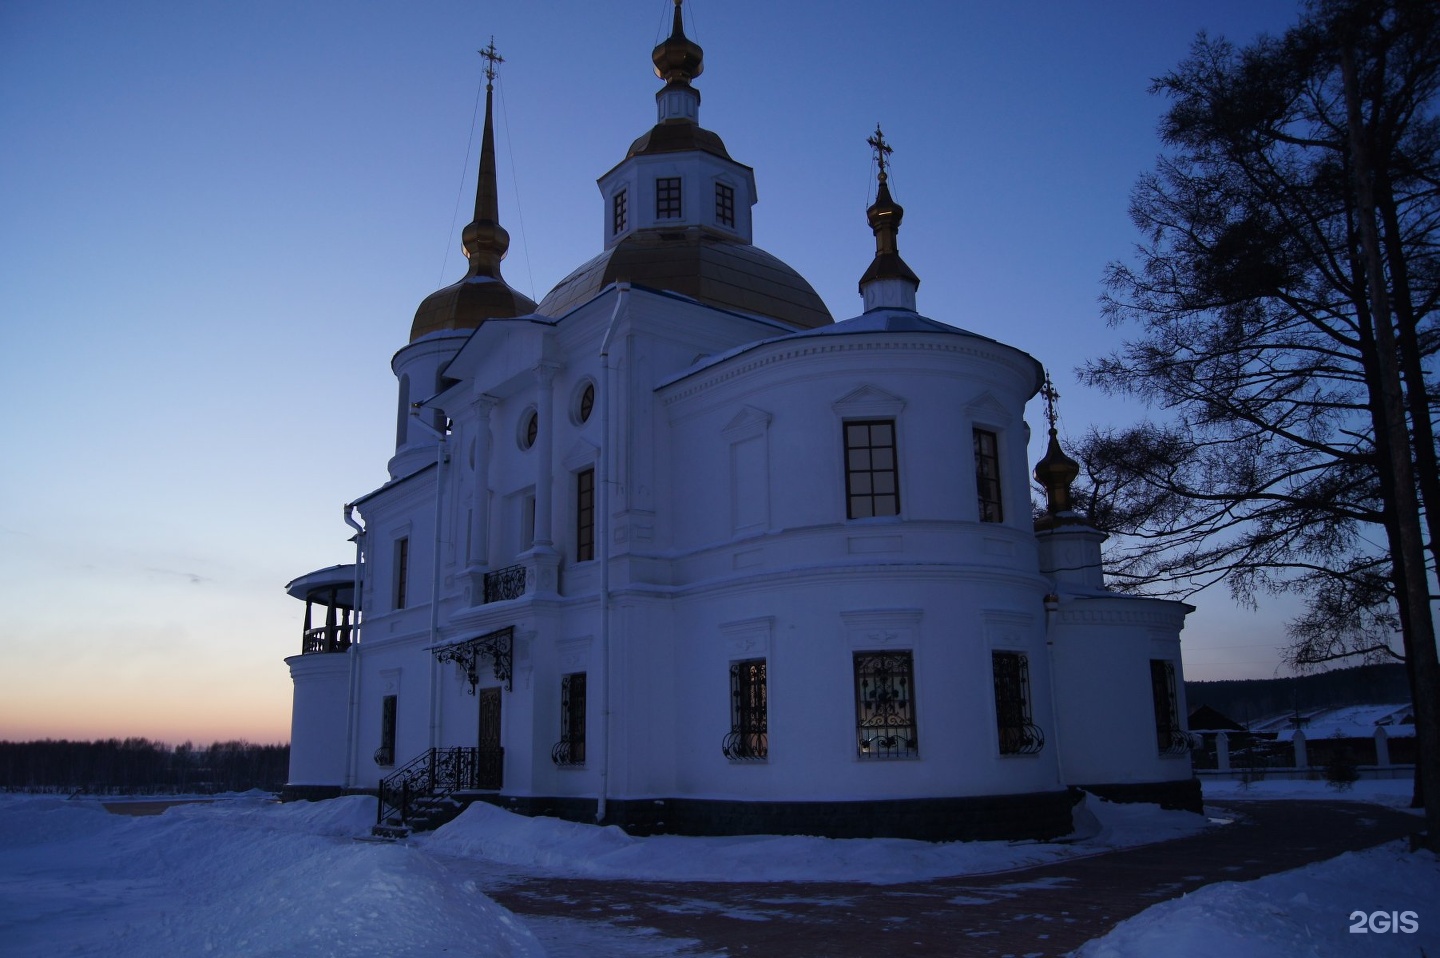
[724,659,768,760]
[552,672,586,766]
[1151,659,1186,754]
[521,495,536,552]
[612,189,627,235]
[393,537,410,610]
[844,419,900,518]
[992,651,1044,755]
[974,428,1003,523]
[576,468,595,562]
[656,177,682,219]
[377,695,397,766]
[715,182,735,227]
[854,650,917,758]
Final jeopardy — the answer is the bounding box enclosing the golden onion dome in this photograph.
[538,230,832,330]
[652,0,703,85]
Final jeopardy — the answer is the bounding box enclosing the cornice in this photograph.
[660,336,1035,407]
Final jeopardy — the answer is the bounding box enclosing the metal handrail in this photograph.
[483,564,527,603]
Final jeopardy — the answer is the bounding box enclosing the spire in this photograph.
[462,38,511,276]
[1033,371,1084,530]
[858,124,920,311]
[409,38,537,342]
[651,0,704,123]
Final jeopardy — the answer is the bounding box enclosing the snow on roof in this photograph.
[1250,703,1414,739]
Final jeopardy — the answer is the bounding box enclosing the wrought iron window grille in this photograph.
[992,651,1045,756]
[1150,659,1188,755]
[854,650,918,758]
[723,659,768,761]
[483,564,527,603]
[435,627,514,693]
[552,673,586,766]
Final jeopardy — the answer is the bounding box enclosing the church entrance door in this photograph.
[477,686,504,790]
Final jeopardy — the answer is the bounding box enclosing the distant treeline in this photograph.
[0,738,289,794]
[1186,663,1411,725]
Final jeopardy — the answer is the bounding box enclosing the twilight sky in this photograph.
[0,1,1309,745]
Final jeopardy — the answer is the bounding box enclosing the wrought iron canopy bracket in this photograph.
[434,627,514,693]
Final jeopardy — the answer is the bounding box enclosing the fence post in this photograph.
[1216,731,1230,772]
[1292,730,1308,769]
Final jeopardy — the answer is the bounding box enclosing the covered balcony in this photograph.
[285,564,358,655]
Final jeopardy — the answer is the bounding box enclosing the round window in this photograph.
[519,409,538,450]
[576,381,596,424]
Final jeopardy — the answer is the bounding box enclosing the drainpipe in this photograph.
[595,282,629,823]
[342,504,365,789]
[411,408,450,752]
[1043,592,1067,789]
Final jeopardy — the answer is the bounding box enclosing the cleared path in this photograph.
[485,800,1421,957]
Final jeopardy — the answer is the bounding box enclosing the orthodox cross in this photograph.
[480,37,504,87]
[1040,370,1060,431]
[867,124,893,177]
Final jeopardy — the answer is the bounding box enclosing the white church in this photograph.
[283,5,1198,840]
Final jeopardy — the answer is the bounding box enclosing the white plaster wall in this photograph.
[285,651,351,787]
[1048,596,1192,786]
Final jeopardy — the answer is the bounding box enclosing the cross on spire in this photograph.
[867,124,893,178]
[480,37,504,88]
[1040,371,1061,431]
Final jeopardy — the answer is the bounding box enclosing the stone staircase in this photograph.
[368,747,485,840]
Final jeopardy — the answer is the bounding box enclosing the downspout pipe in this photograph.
[342,504,365,789]
[1043,592,1066,789]
[411,407,450,752]
[595,282,629,824]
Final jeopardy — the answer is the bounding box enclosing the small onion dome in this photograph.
[858,172,920,292]
[1033,427,1083,530]
[653,0,703,85]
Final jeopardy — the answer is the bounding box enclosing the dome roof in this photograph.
[411,275,537,341]
[538,229,832,329]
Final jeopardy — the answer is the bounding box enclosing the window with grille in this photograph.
[656,177,682,219]
[376,695,397,766]
[1150,659,1187,754]
[576,467,595,562]
[393,537,409,610]
[974,428,1003,522]
[552,673,586,766]
[612,189,627,235]
[723,659,768,761]
[854,650,917,758]
[844,420,900,518]
[715,182,735,227]
[992,651,1044,755]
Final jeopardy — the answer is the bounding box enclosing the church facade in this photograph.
[283,8,1198,841]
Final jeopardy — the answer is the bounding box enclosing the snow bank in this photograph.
[421,792,1213,883]
[0,794,544,958]
[1076,841,1440,958]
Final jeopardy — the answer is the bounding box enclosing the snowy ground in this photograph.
[0,780,1433,957]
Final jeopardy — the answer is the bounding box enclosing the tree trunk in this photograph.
[1344,44,1440,850]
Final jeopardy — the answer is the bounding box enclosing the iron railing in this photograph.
[376,747,481,827]
[1159,729,1193,756]
[550,740,585,766]
[722,729,768,761]
[483,564,527,603]
[998,722,1046,756]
